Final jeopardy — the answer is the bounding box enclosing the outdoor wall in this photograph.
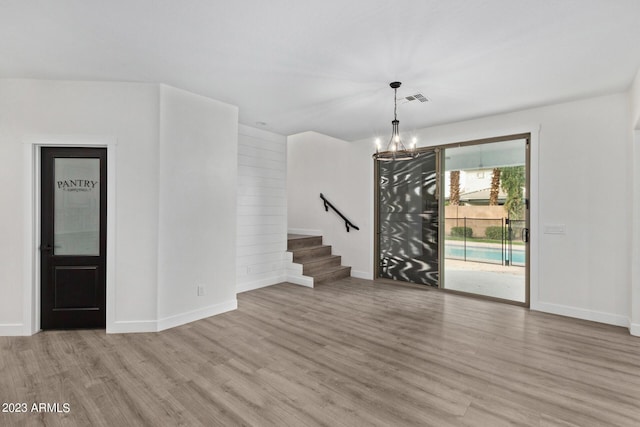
[444,205,507,237]
[287,132,373,279]
[157,85,238,329]
[236,124,287,292]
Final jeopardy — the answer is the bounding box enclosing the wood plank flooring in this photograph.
[2,277,640,426]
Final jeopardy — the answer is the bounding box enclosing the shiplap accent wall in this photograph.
[236,124,287,292]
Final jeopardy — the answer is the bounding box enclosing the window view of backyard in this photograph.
[443,140,527,303]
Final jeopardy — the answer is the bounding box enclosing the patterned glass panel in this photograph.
[378,152,438,286]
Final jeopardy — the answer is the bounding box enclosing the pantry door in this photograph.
[40,147,107,329]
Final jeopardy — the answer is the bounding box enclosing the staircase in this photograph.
[286,234,351,287]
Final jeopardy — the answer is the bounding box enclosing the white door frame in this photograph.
[23,135,117,335]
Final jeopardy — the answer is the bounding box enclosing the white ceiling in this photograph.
[1,0,640,141]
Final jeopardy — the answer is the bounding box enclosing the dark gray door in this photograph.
[41,147,107,329]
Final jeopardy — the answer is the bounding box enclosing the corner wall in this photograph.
[156,85,239,329]
[236,125,288,293]
[633,129,640,336]
[287,132,373,279]
[0,79,240,335]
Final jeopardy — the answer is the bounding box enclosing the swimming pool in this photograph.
[445,245,525,265]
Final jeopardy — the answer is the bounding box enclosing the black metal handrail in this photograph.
[320,193,360,232]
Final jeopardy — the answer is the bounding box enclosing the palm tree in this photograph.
[489,168,501,206]
[450,170,460,206]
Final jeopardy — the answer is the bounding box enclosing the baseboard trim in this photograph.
[533,301,629,328]
[237,275,287,293]
[351,270,373,280]
[108,320,158,334]
[288,228,322,237]
[630,322,640,337]
[0,323,26,336]
[286,274,314,288]
[157,299,238,332]
[107,299,238,333]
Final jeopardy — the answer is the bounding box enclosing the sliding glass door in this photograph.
[374,134,530,306]
[376,149,439,286]
[441,138,529,304]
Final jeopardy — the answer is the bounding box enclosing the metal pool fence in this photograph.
[445,217,525,266]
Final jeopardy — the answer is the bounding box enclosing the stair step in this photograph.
[290,245,332,262]
[310,265,352,285]
[286,233,352,287]
[302,255,341,275]
[287,234,322,250]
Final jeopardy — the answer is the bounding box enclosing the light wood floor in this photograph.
[2,278,640,426]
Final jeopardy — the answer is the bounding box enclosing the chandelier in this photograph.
[372,81,419,161]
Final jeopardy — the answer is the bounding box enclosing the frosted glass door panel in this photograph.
[54,158,101,256]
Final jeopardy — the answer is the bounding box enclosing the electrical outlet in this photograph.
[197,285,205,296]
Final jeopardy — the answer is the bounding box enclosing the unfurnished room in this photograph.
[1,1,640,426]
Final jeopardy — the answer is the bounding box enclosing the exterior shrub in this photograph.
[451,226,473,238]
[485,226,505,240]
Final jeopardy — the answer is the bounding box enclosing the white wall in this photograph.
[411,93,632,327]
[288,92,634,329]
[630,69,640,335]
[0,79,161,335]
[157,85,238,329]
[288,131,373,279]
[0,79,239,335]
[236,125,288,292]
